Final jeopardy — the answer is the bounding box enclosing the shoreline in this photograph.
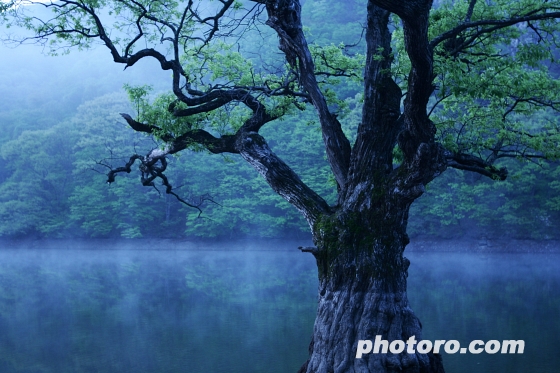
[0,237,560,253]
[407,238,560,253]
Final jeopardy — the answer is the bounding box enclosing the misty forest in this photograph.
[0,0,559,372]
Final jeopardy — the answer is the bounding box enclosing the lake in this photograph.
[0,241,558,373]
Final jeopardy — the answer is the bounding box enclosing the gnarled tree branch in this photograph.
[430,10,560,51]
[445,151,508,180]
[263,0,352,192]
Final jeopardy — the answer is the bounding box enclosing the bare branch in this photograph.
[430,10,560,51]
[119,113,238,154]
[263,0,351,192]
[465,0,477,23]
[238,131,333,225]
[445,151,508,180]
[104,152,206,214]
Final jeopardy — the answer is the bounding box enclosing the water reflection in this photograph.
[0,247,317,373]
[0,246,558,373]
[407,252,560,373]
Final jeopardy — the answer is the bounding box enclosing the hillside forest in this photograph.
[1,0,559,241]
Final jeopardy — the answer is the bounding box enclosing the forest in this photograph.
[1,1,560,373]
[1,0,559,241]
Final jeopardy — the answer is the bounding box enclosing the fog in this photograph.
[0,241,318,373]
[0,39,168,135]
[407,251,560,373]
[0,242,558,373]
[1,4,559,373]
[1,3,559,241]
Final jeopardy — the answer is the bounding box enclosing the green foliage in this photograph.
[0,1,11,13]
[302,0,367,45]
[427,0,560,160]
[308,43,365,109]
[0,122,77,236]
[409,161,560,239]
[0,89,338,239]
[123,84,152,119]
[1,0,560,241]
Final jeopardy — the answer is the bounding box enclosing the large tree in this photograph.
[2,0,560,371]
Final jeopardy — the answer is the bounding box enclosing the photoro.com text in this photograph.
[356,335,525,358]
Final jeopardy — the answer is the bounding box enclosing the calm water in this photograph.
[0,243,558,373]
[407,252,560,373]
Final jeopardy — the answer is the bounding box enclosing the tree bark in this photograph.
[301,199,444,373]
[103,0,548,370]
[13,1,554,370]
[260,1,446,372]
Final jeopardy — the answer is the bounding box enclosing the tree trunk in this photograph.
[299,205,445,373]
[262,1,448,371]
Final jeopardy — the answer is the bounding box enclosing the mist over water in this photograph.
[1,2,559,372]
[0,241,558,373]
[407,251,560,373]
[0,242,318,373]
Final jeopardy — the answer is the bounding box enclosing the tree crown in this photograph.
[2,0,560,226]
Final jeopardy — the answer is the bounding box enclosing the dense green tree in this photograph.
[409,161,560,239]
[0,91,338,239]
[68,93,162,237]
[0,121,77,236]
[2,1,560,372]
[2,90,557,239]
